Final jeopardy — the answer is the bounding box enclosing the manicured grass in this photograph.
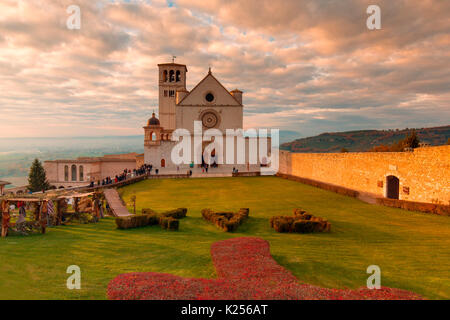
[1,177,449,299]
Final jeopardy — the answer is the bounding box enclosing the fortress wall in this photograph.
[278,146,450,204]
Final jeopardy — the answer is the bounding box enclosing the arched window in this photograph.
[151,132,157,141]
[169,70,175,82]
[163,70,168,82]
[79,166,84,181]
[161,159,166,168]
[71,165,77,182]
[64,165,69,181]
[176,70,181,82]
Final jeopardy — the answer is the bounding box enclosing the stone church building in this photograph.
[44,61,268,187]
[143,62,263,172]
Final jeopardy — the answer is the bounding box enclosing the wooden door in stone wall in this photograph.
[386,175,399,199]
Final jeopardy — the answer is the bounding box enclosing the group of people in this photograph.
[134,164,154,176]
[88,164,157,188]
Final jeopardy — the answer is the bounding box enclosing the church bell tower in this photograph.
[158,61,188,131]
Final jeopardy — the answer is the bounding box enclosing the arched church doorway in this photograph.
[386,175,399,199]
[161,159,166,168]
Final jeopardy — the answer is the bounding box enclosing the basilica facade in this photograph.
[44,62,270,188]
[144,62,264,172]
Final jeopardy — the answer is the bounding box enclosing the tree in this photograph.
[28,158,50,192]
[369,130,421,152]
[402,129,420,149]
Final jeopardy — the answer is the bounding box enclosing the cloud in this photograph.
[0,0,448,138]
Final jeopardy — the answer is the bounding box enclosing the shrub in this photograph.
[159,217,179,231]
[147,213,160,225]
[270,208,331,233]
[116,207,186,230]
[116,215,145,229]
[293,220,316,233]
[293,208,306,217]
[272,216,294,233]
[201,209,214,220]
[202,208,250,232]
[161,208,187,219]
[115,213,160,229]
[142,208,157,215]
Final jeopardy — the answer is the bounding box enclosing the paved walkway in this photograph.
[103,189,132,217]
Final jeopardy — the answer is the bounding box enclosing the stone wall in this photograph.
[278,146,450,205]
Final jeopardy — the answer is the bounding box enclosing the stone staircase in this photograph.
[103,189,132,217]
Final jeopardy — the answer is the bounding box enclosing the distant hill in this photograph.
[281,125,450,153]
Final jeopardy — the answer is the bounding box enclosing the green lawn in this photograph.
[1,176,449,299]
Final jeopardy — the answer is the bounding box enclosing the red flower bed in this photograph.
[107,237,422,300]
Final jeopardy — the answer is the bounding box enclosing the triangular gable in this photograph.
[178,72,242,106]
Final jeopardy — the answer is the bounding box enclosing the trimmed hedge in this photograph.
[159,217,179,231]
[115,208,187,230]
[270,208,331,233]
[115,213,160,229]
[142,208,157,215]
[161,208,187,219]
[201,208,250,232]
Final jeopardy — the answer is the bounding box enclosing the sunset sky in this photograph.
[0,0,449,138]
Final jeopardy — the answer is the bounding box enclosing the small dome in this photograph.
[147,113,160,126]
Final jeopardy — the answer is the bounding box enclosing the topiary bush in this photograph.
[116,214,148,229]
[161,208,187,219]
[270,208,331,234]
[115,208,186,231]
[201,208,250,232]
[142,208,157,215]
[159,217,179,231]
